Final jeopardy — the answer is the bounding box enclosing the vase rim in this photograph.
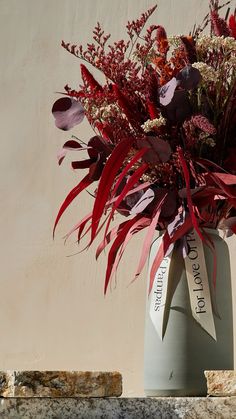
[157,227,220,238]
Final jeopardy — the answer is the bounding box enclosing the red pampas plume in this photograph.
[80,64,103,91]
[210,9,230,36]
[229,14,236,39]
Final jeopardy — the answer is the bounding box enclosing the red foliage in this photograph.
[53,1,236,291]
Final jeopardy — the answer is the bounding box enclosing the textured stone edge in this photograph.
[205,370,236,397]
[0,397,236,419]
[0,371,122,398]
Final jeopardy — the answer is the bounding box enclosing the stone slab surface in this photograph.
[0,397,235,418]
[205,370,236,396]
[0,371,122,398]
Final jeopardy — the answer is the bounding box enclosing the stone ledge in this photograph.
[0,371,122,398]
[205,370,236,396]
[0,397,235,419]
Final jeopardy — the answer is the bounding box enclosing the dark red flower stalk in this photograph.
[80,64,103,91]
[191,115,216,135]
[145,67,160,103]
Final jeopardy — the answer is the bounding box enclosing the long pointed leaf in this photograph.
[135,192,167,278]
[178,148,204,241]
[91,138,133,241]
[53,174,92,237]
[107,216,151,289]
[104,215,143,294]
[96,220,128,259]
[103,163,148,242]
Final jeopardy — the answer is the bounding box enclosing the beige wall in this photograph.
[0,0,235,396]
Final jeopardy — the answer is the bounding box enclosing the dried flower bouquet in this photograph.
[52,1,236,293]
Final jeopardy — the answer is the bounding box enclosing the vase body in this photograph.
[144,229,234,396]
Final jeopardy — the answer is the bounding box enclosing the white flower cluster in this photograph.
[196,36,236,52]
[83,100,122,121]
[199,133,216,147]
[168,35,182,47]
[204,137,216,147]
[192,62,218,82]
[141,116,166,132]
[99,104,120,119]
[224,55,236,70]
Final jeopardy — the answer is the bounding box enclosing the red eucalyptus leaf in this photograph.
[57,140,86,165]
[88,136,112,157]
[57,149,67,165]
[63,140,83,149]
[72,159,92,169]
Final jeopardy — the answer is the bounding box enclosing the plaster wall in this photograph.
[0,0,235,396]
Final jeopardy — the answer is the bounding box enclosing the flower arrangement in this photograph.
[52,1,236,294]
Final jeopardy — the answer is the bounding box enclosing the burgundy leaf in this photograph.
[88,136,112,158]
[130,188,155,215]
[52,97,84,131]
[72,159,92,169]
[162,90,192,123]
[89,157,104,181]
[63,140,84,150]
[137,136,171,163]
[176,65,201,90]
[159,78,178,106]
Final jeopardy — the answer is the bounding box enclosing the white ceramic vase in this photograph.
[144,229,234,396]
